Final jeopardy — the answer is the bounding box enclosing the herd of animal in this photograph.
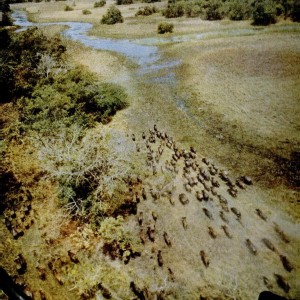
[127,125,295,299]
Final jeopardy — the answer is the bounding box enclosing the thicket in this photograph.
[0,28,128,221]
[158,22,174,33]
[160,0,300,24]
[116,0,133,5]
[101,5,123,24]
[94,0,106,7]
[135,5,158,16]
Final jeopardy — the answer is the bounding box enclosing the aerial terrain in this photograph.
[0,0,299,299]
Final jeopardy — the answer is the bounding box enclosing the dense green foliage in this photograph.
[94,0,106,7]
[158,22,174,33]
[135,5,158,16]
[0,27,128,219]
[101,5,123,24]
[252,0,276,25]
[159,0,300,24]
[116,0,133,5]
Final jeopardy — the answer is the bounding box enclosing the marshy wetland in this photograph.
[0,0,300,299]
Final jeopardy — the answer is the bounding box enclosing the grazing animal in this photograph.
[132,134,136,141]
[221,225,232,238]
[262,238,276,252]
[68,250,79,264]
[139,229,146,244]
[142,188,147,200]
[179,193,189,205]
[130,281,146,300]
[274,223,290,244]
[147,225,155,242]
[256,209,267,221]
[142,132,146,139]
[274,274,290,293]
[138,212,143,226]
[15,254,27,275]
[203,208,213,220]
[231,207,241,221]
[184,183,192,193]
[168,267,175,282]
[236,179,246,189]
[262,276,273,290]
[169,197,175,206]
[208,226,217,239]
[163,232,172,247]
[182,217,188,230]
[196,191,203,201]
[220,211,229,223]
[157,250,163,267]
[279,255,293,272]
[241,176,253,185]
[152,212,158,222]
[200,250,209,268]
[211,177,220,188]
[245,239,257,255]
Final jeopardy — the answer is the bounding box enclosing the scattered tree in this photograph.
[101,5,123,24]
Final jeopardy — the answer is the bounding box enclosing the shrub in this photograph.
[291,0,300,21]
[101,5,123,24]
[158,22,174,33]
[64,5,74,11]
[228,0,251,20]
[116,0,133,5]
[162,2,184,18]
[185,2,202,18]
[252,0,276,25]
[94,0,106,7]
[203,0,223,20]
[82,9,92,14]
[135,5,158,16]
[142,0,160,3]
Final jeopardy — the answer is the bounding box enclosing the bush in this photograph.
[82,9,92,15]
[101,5,123,24]
[142,0,160,3]
[162,2,184,18]
[291,0,300,21]
[228,0,251,20]
[185,2,202,18]
[203,0,223,20]
[158,22,174,33]
[116,0,133,5]
[64,5,74,11]
[252,0,276,25]
[94,0,106,7]
[135,5,158,16]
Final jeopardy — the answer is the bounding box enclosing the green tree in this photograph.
[101,5,123,24]
[252,0,276,25]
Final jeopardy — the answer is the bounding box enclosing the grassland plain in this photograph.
[2,0,300,299]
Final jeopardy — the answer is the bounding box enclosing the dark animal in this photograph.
[130,281,146,300]
[182,217,188,230]
[0,267,32,300]
[68,250,79,264]
[15,254,27,275]
[220,211,229,223]
[147,225,155,242]
[157,250,163,267]
[231,207,241,221]
[203,208,213,220]
[274,274,290,293]
[179,193,189,205]
[279,255,293,272]
[208,226,217,239]
[273,223,290,244]
[256,209,267,221]
[200,250,209,268]
[245,239,257,255]
[262,238,276,253]
[138,212,143,226]
[163,232,172,247]
[221,225,232,238]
